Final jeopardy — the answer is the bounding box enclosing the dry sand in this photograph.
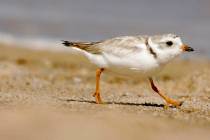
[0,45,209,140]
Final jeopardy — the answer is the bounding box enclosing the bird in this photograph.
[62,34,194,108]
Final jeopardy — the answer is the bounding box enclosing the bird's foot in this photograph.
[93,92,103,104]
[164,98,183,109]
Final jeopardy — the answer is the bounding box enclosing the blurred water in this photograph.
[0,0,209,56]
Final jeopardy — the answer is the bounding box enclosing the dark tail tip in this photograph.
[61,40,73,47]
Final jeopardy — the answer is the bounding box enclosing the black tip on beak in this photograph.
[186,47,194,52]
[181,45,194,52]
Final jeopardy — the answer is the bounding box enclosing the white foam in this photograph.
[0,32,78,53]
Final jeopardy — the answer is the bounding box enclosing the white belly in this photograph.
[83,50,161,77]
[105,52,159,74]
[105,64,162,78]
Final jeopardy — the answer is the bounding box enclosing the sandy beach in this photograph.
[0,44,209,140]
[0,0,209,139]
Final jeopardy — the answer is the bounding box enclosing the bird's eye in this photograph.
[166,41,173,46]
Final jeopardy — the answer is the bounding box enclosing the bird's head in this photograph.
[148,34,194,64]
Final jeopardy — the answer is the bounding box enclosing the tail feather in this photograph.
[62,40,74,47]
[61,40,101,54]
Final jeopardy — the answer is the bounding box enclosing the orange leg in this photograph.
[149,77,183,108]
[93,68,104,104]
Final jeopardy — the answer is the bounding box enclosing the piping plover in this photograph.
[62,34,194,107]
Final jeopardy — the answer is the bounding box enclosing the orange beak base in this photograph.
[181,45,194,52]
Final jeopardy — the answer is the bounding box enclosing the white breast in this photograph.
[102,49,160,77]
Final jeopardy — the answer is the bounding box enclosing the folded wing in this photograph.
[62,36,147,56]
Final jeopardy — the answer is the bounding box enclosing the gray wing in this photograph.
[62,36,148,56]
[94,36,148,56]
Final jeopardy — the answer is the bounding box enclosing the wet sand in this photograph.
[0,45,209,140]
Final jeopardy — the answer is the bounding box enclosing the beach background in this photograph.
[0,0,210,140]
[0,0,210,56]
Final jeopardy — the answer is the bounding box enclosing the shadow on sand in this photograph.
[59,98,165,108]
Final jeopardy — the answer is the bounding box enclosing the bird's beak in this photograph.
[181,44,194,52]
